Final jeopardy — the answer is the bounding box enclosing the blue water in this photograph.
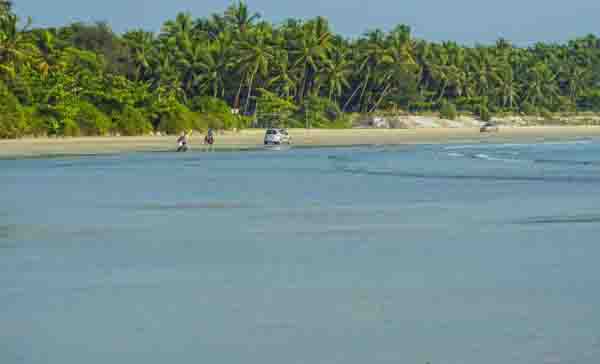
[2,140,600,364]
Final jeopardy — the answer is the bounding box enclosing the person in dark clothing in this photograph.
[176,132,189,152]
[204,128,215,145]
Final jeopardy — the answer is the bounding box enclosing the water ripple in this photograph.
[515,214,600,225]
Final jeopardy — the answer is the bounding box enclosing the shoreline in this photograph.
[2,126,600,159]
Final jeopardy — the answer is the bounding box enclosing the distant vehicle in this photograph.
[264,128,292,145]
[480,122,499,133]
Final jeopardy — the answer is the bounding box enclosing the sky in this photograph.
[13,0,600,45]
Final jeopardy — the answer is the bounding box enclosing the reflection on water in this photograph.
[2,140,600,364]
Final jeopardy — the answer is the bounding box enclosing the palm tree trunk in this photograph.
[437,79,448,103]
[243,67,258,114]
[358,70,371,112]
[370,83,392,113]
[234,79,244,109]
[297,64,308,104]
[343,82,363,112]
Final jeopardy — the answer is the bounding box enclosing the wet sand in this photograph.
[2,127,600,158]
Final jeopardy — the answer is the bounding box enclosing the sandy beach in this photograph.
[2,126,600,158]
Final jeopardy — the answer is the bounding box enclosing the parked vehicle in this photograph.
[264,128,292,145]
[480,122,499,133]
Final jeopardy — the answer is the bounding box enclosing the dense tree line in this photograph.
[1,1,600,138]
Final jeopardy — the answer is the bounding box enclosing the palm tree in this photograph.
[0,12,34,78]
[561,63,590,105]
[176,38,206,96]
[291,17,332,103]
[161,12,199,43]
[268,50,298,98]
[524,62,559,107]
[235,28,273,112]
[495,65,519,109]
[225,1,260,34]
[350,29,387,112]
[315,47,351,102]
[194,14,229,40]
[123,30,155,81]
[195,36,232,98]
[0,1,12,16]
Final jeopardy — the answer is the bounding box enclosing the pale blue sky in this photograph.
[14,0,600,44]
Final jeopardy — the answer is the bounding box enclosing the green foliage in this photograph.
[3,3,600,139]
[580,89,600,111]
[157,103,196,134]
[477,104,491,122]
[439,101,457,120]
[521,102,538,115]
[255,89,298,127]
[0,85,28,138]
[188,95,242,129]
[75,101,112,135]
[113,105,152,135]
[301,95,345,128]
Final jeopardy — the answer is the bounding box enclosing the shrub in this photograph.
[189,96,241,130]
[521,102,538,115]
[157,104,195,134]
[113,106,152,136]
[439,101,457,120]
[408,101,434,113]
[254,89,299,128]
[477,104,491,122]
[63,119,81,137]
[0,86,29,139]
[75,102,112,136]
[299,95,346,128]
[22,107,49,137]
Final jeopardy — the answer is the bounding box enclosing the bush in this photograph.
[75,102,112,136]
[63,119,81,137]
[477,104,491,122]
[113,106,152,135]
[0,86,29,139]
[439,101,457,120]
[300,96,346,128]
[157,104,195,135]
[579,89,600,111]
[254,89,299,128]
[189,96,242,130]
[408,101,435,113]
[521,102,538,115]
[23,107,49,137]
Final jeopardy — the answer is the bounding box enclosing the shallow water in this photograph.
[2,140,600,364]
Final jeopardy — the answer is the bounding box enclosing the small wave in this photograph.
[337,165,600,183]
[447,152,464,158]
[534,159,597,167]
[444,139,595,151]
[540,139,593,146]
[327,155,354,162]
[471,153,522,163]
[139,202,252,210]
[515,214,600,225]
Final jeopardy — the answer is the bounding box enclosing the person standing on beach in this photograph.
[177,131,189,151]
[204,128,215,145]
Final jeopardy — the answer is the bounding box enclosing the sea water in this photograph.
[2,140,600,364]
